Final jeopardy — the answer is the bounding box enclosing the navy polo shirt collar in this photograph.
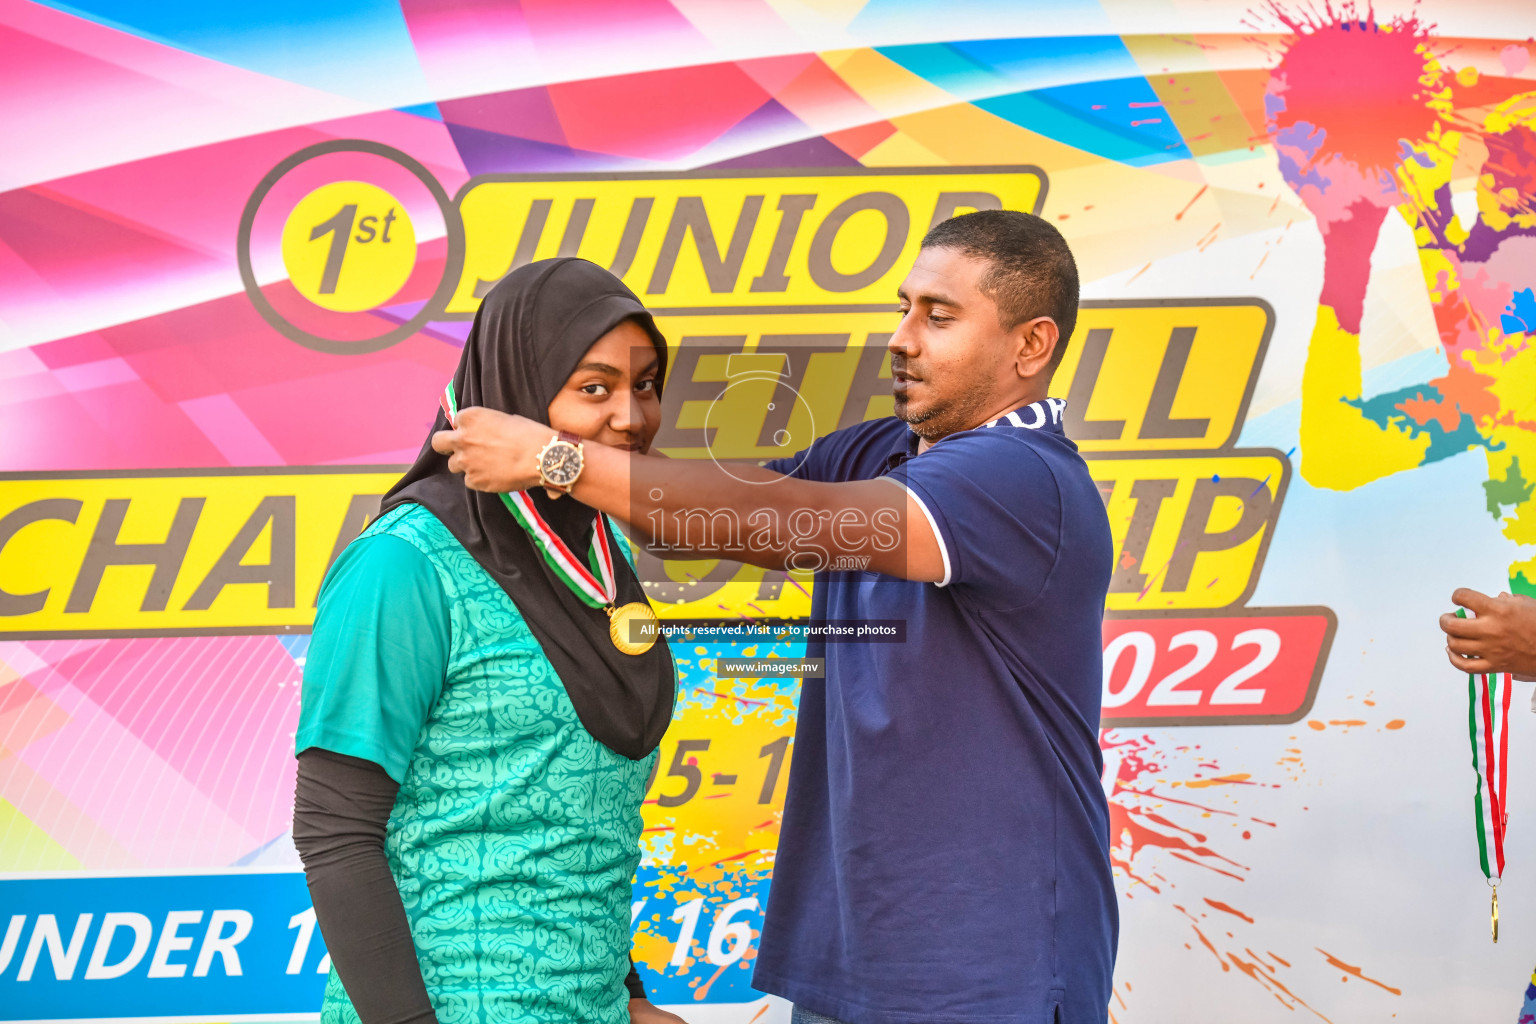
[882,397,1068,473]
[979,396,1068,433]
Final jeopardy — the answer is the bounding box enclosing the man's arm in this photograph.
[432,407,945,582]
[1440,588,1536,678]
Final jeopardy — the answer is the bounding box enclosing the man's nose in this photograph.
[888,315,917,356]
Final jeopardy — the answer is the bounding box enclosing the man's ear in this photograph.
[1014,317,1059,379]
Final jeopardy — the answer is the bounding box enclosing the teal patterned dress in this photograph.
[296,503,658,1024]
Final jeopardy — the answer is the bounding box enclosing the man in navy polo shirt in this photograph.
[433,211,1117,1023]
[750,211,1115,1024]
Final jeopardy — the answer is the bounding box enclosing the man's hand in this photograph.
[629,998,691,1024]
[431,407,547,493]
[1440,588,1536,677]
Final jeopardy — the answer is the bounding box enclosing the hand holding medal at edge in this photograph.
[1454,605,1513,943]
[1440,589,1536,944]
[435,381,660,656]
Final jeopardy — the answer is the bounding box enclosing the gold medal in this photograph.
[607,601,659,655]
[1493,885,1500,943]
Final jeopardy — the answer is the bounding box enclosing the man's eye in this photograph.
[636,379,656,393]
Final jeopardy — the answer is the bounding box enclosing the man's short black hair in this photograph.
[920,209,1080,367]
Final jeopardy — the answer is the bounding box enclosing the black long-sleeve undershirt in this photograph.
[292,748,646,1024]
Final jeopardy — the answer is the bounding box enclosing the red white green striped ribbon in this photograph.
[499,489,615,609]
[440,381,615,610]
[1470,669,1512,881]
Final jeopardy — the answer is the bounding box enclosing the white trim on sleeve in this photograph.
[882,476,952,587]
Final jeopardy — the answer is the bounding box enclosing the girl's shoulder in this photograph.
[362,502,479,574]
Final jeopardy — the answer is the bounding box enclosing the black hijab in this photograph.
[382,258,675,760]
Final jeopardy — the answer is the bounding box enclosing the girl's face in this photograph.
[546,318,663,453]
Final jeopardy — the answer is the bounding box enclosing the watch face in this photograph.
[541,442,582,486]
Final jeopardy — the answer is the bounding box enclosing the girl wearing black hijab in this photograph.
[292,259,686,1024]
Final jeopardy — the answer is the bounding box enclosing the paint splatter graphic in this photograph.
[630,636,800,1002]
[1243,13,1536,1007]
[1266,4,1536,599]
[1104,713,1405,1020]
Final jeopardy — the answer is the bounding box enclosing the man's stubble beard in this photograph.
[895,374,999,441]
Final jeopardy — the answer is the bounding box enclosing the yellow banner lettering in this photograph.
[449,168,1046,313]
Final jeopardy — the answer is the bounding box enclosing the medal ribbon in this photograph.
[1457,608,1513,943]
[441,381,616,611]
[1469,667,1512,883]
[500,490,616,609]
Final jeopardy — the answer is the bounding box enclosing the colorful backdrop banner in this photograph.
[3,1,1536,1021]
